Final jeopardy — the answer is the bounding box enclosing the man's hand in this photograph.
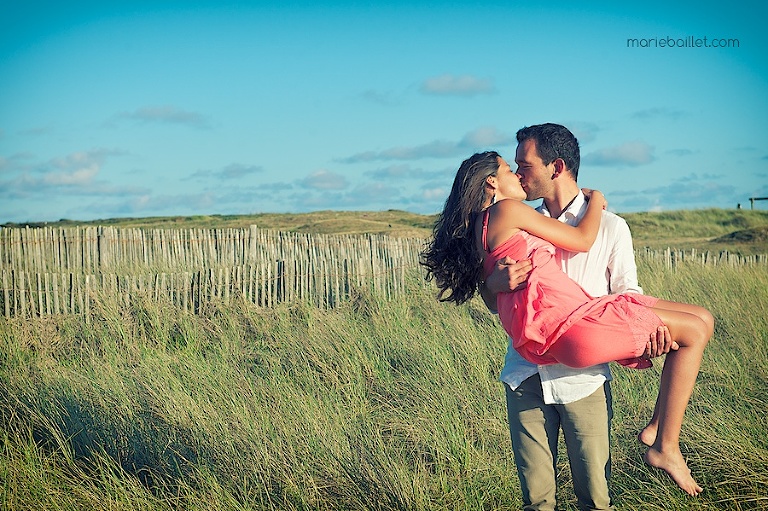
[643,325,679,359]
[582,188,607,210]
[479,256,532,313]
[486,256,532,294]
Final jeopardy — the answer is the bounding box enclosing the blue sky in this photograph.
[1,0,766,223]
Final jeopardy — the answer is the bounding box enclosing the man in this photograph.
[482,123,675,511]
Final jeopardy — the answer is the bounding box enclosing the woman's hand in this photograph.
[582,188,607,210]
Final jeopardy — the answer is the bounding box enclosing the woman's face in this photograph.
[490,157,526,201]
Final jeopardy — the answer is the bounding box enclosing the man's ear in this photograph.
[551,158,566,179]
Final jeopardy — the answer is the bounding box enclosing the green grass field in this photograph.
[1,209,768,510]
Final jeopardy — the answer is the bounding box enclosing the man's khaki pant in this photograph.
[505,374,615,511]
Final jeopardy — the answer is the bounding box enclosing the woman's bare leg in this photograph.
[637,392,661,447]
[637,328,667,447]
[640,300,713,496]
[639,301,714,446]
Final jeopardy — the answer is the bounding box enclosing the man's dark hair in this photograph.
[516,123,580,180]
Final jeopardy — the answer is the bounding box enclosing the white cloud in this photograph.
[346,182,400,205]
[632,107,686,121]
[43,150,111,185]
[583,141,655,167]
[43,152,99,185]
[341,127,513,163]
[459,126,512,148]
[43,165,99,185]
[365,164,414,179]
[221,164,262,179]
[190,163,264,180]
[610,175,738,211]
[360,89,400,106]
[421,186,449,201]
[667,148,696,157]
[564,121,601,144]
[365,164,455,182]
[80,192,219,217]
[19,126,54,137]
[0,149,141,205]
[113,105,208,127]
[420,74,495,97]
[300,170,349,190]
[651,177,735,205]
[379,141,460,160]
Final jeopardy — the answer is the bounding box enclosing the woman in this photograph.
[420,151,713,496]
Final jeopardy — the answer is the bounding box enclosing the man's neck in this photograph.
[542,184,581,219]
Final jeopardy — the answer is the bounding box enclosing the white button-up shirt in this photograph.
[499,192,643,404]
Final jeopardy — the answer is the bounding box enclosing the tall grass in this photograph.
[1,260,767,510]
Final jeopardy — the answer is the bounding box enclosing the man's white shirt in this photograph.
[499,192,643,404]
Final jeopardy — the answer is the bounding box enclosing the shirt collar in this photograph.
[536,191,587,221]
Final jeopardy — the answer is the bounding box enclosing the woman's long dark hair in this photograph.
[420,151,500,304]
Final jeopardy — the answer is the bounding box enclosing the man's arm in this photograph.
[478,256,532,313]
[606,217,643,294]
[606,215,678,358]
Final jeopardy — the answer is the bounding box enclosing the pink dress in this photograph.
[482,210,662,369]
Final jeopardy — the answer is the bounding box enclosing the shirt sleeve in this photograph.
[606,216,643,295]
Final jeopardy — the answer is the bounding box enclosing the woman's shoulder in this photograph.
[485,199,529,250]
[490,198,529,216]
[493,198,526,209]
[489,198,534,225]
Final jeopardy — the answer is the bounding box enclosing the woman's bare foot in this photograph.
[638,424,657,447]
[644,447,703,496]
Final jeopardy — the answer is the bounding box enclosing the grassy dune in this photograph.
[2,258,767,510]
[1,208,768,509]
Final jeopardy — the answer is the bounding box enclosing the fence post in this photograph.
[276,260,285,303]
[2,270,9,318]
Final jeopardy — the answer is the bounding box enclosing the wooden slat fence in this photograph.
[637,246,768,269]
[0,226,427,317]
[1,226,766,317]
